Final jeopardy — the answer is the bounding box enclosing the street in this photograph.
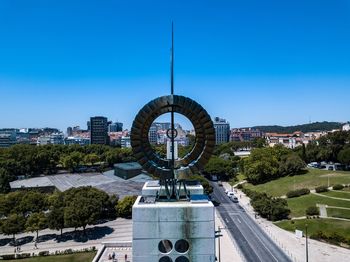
[211,182,292,262]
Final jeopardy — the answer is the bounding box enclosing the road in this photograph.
[211,182,292,262]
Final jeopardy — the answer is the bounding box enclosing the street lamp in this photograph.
[215,227,224,262]
[305,224,309,262]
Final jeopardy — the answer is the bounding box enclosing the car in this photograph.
[211,199,221,206]
[227,191,235,198]
[217,181,223,186]
[231,196,239,203]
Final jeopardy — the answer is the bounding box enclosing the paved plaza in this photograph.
[10,171,151,198]
[0,219,132,256]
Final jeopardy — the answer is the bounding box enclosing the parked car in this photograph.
[211,199,221,207]
[227,192,235,198]
[231,196,239,203]
[230,196,238,203]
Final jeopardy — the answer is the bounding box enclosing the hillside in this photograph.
[252,121,342,133]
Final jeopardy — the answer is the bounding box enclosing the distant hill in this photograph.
[252,121,343,134]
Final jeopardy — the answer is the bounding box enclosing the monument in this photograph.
[131,24,216,262]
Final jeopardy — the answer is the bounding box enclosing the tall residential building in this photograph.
[67,127,73,137]
[90,116,110,145]
[149,124,158,144]
[108,122,123,132]
[213,117,230,145]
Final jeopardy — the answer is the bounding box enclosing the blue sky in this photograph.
[0,0,349,131]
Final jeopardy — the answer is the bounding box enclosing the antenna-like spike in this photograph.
[171,22,174,95]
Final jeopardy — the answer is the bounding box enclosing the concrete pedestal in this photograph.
[132,182,216,262]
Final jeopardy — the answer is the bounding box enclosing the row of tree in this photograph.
[0,187,136,242]
[0,144,134,193]
[295,130,350,165]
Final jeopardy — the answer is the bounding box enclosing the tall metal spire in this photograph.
[171,22,174,95]
[170,22,175,184]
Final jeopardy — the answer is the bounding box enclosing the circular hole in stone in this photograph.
[175,239,190,253]
[175,256,189,262]
[158,240,173,254]
[159,256,173,262]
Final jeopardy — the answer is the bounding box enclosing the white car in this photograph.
[227,192,235,198]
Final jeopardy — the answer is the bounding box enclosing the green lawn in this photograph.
[6,252,96,262]
[321,190,350,199]
[287,194,350,217]
[327,208,350,219]
[244,169,350,197]
[275,218,350,240]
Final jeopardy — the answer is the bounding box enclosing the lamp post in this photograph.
[305,224,309,262]
[215,227,223,262]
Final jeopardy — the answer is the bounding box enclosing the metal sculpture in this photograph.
[130,24,215,199]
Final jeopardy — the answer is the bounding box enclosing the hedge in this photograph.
[315,185,329,193]
[332,184,344,190]
[286,188,310,198]
[306,206,319,216]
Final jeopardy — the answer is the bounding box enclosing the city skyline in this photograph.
[1,0,350,130]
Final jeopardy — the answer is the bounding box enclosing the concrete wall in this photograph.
[133,197,216,262]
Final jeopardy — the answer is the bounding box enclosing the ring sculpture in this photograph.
[131,95,215,181]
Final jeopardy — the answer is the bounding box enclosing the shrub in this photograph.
[236,184,243,189]
[38,251,50,256]
[310,231,328,240]
[0,254,15,260]
[16,253,31,259]
[306,206,320,216]
[286,188,310,198]
[332,184,344,190]
[315,185,328,193]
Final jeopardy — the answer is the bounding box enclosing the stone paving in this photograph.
[0,219,132,256]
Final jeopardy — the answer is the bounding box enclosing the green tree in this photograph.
[115,196,137,218]
[242,148,280,184]
[204,156,236,180]
[279,153,305,176]
[338,147,350,165]
[19,191,47,215]
[189,174,213,195]
[1,214,26,242]
[84,153,100,165]
[0,191,25,216]
[0,168,13,193]
[60,152,83,172]
[64,187,109,234]
[25,212,47,239]
[47,191,65,236]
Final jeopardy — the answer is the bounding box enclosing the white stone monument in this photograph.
[132,181,216,262]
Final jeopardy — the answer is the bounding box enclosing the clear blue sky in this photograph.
[0,0,349,131]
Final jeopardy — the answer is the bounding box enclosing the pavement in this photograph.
[212,182,291,262]
[227,182,350,262]
[0,219,132,256]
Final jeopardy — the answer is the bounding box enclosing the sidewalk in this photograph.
[0,219,132,256]
[223,182,350,262]
[215,212,243,262]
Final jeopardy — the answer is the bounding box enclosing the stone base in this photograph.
[132,195,215,262]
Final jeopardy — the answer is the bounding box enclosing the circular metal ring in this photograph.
[166,128,178,139]
[131,95,215,180]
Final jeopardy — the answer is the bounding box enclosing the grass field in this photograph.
[6,252,96,262]
[244,169,350,197]
[321,190,350,199]
[287,194,350,217]
[327,208,350,219]
[275,218,350,240]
